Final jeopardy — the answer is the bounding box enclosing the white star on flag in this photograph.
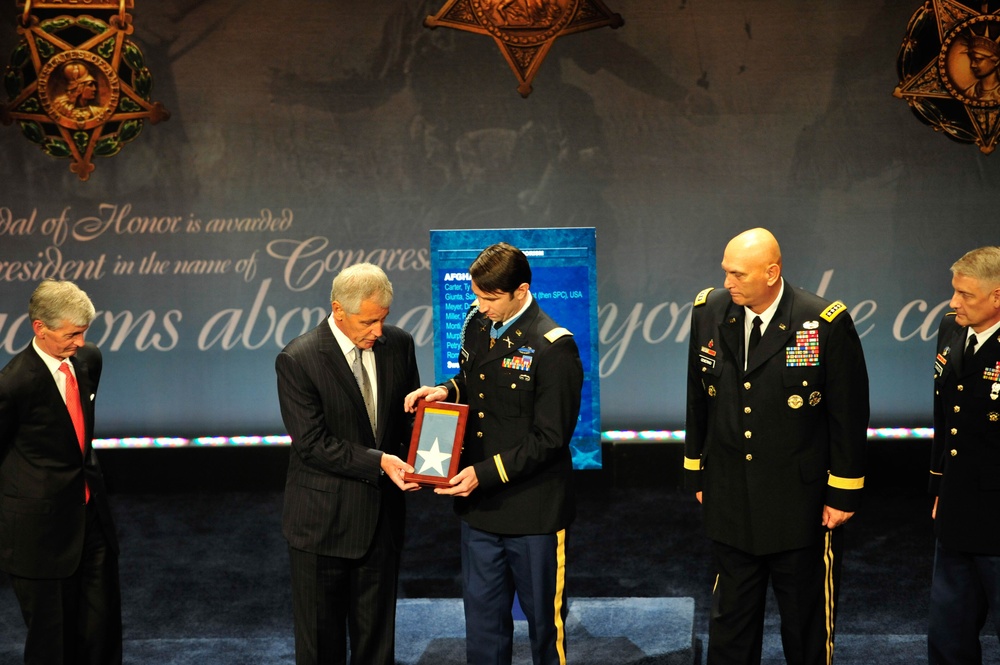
[416,437,452,476]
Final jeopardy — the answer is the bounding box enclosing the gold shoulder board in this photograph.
[820,301,847,323]
[544,327,573,342]
[694,287,715,307]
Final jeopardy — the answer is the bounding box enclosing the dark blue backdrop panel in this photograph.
[429,228,600,469]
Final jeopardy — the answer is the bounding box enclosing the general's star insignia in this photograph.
[425,0,623,97]
[417,437,453,476]
[894,1,1000,154]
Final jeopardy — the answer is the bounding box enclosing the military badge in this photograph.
[425,0,623,97]
[895,1,1000,153]
[788,394,804,409]
[803,320,819,330]
[990,412,999,422]
[707,385,717,398]
[787,330,821,367]
[1,0,170,180]
[809,391,822,407]
[502,355,533,371]
[991,381,999,401]
[985,362,1000,382]
[518,346,535,355]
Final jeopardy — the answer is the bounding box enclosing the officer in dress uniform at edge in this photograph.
[928,246,1000,665]
[404,242,583,665]
[684,228,869,665]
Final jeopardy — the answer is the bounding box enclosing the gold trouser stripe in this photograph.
[494,454,509,483]
[684,456,702,471]
[554,529,567,665]
[823,530,835,665]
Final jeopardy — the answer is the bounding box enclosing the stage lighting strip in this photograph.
[92,428,934,449]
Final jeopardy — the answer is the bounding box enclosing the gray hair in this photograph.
[330,263,393,314]
[951,246,1000,289]
[28,279,96,328]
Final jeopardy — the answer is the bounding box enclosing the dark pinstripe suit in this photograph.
[276,320,419,665]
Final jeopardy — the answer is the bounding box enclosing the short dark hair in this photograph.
[469,242,532,294]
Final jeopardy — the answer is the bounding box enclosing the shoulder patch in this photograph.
[544,327,573,342]
[694,287,715,307]
[819,300,847,323]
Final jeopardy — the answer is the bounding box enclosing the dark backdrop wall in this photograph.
[0,0,994,435]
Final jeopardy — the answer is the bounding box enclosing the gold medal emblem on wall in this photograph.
[1,0,170,180]
[425,0,623,97]
[895,1,1000,154]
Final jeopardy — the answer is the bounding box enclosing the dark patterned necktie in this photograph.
[963,333,978,370]
[747,316,763,361]
[352,347,376,436]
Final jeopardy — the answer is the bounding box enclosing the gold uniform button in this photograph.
[950,449,958,457]
[477,431,484,438]
[702,367,708,373]
[958,385,964,391]
[744,431,752,439]
[746,454,753,461]
[478,412,485,419]
[511,383,517,389]
[479,374,486,380]
[802,380,809,387]
[744,407,752,414]
[744,382,752,390]
[954,405,961,413]
[951,428,958,435]
[478,393,485,399]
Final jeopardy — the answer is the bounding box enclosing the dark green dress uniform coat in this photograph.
[684,282,869,556]
[931,313,1000,555]
[441,299,582,535]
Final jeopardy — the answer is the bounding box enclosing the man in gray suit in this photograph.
[275,263,420,665]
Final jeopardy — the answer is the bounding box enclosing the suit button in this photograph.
[478,412,485,418]
[953,405,960,413]
[951,428,958,435]
[958,385,964,391]
[746,454,753,461]
[477,431,484,438]
[744,431,752,439]
[744,382,751,390]
[950,449,957,456]
[744,407,752,414]
[479,393,485,399]
[480,374,486,381]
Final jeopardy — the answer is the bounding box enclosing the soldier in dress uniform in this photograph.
[684,228,869,665]
[928,246,1000,665]
[405,242,583,665]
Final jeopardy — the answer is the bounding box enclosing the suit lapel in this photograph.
[372,336,390,449]
[717,304,743,369]
[745,288,794,376]
[317,324,373,442]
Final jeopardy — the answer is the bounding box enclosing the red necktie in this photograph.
[59,362,89,503]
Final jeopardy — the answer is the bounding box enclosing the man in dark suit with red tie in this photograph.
[929,246,1000,664]
[275,262,421,665]
[0,279,122,665]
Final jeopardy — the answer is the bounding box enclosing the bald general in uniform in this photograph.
[684,228,869,665]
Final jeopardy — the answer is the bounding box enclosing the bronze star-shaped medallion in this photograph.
[894,1,1000,154]
[1,1,170,180]
[425,0,623,97]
